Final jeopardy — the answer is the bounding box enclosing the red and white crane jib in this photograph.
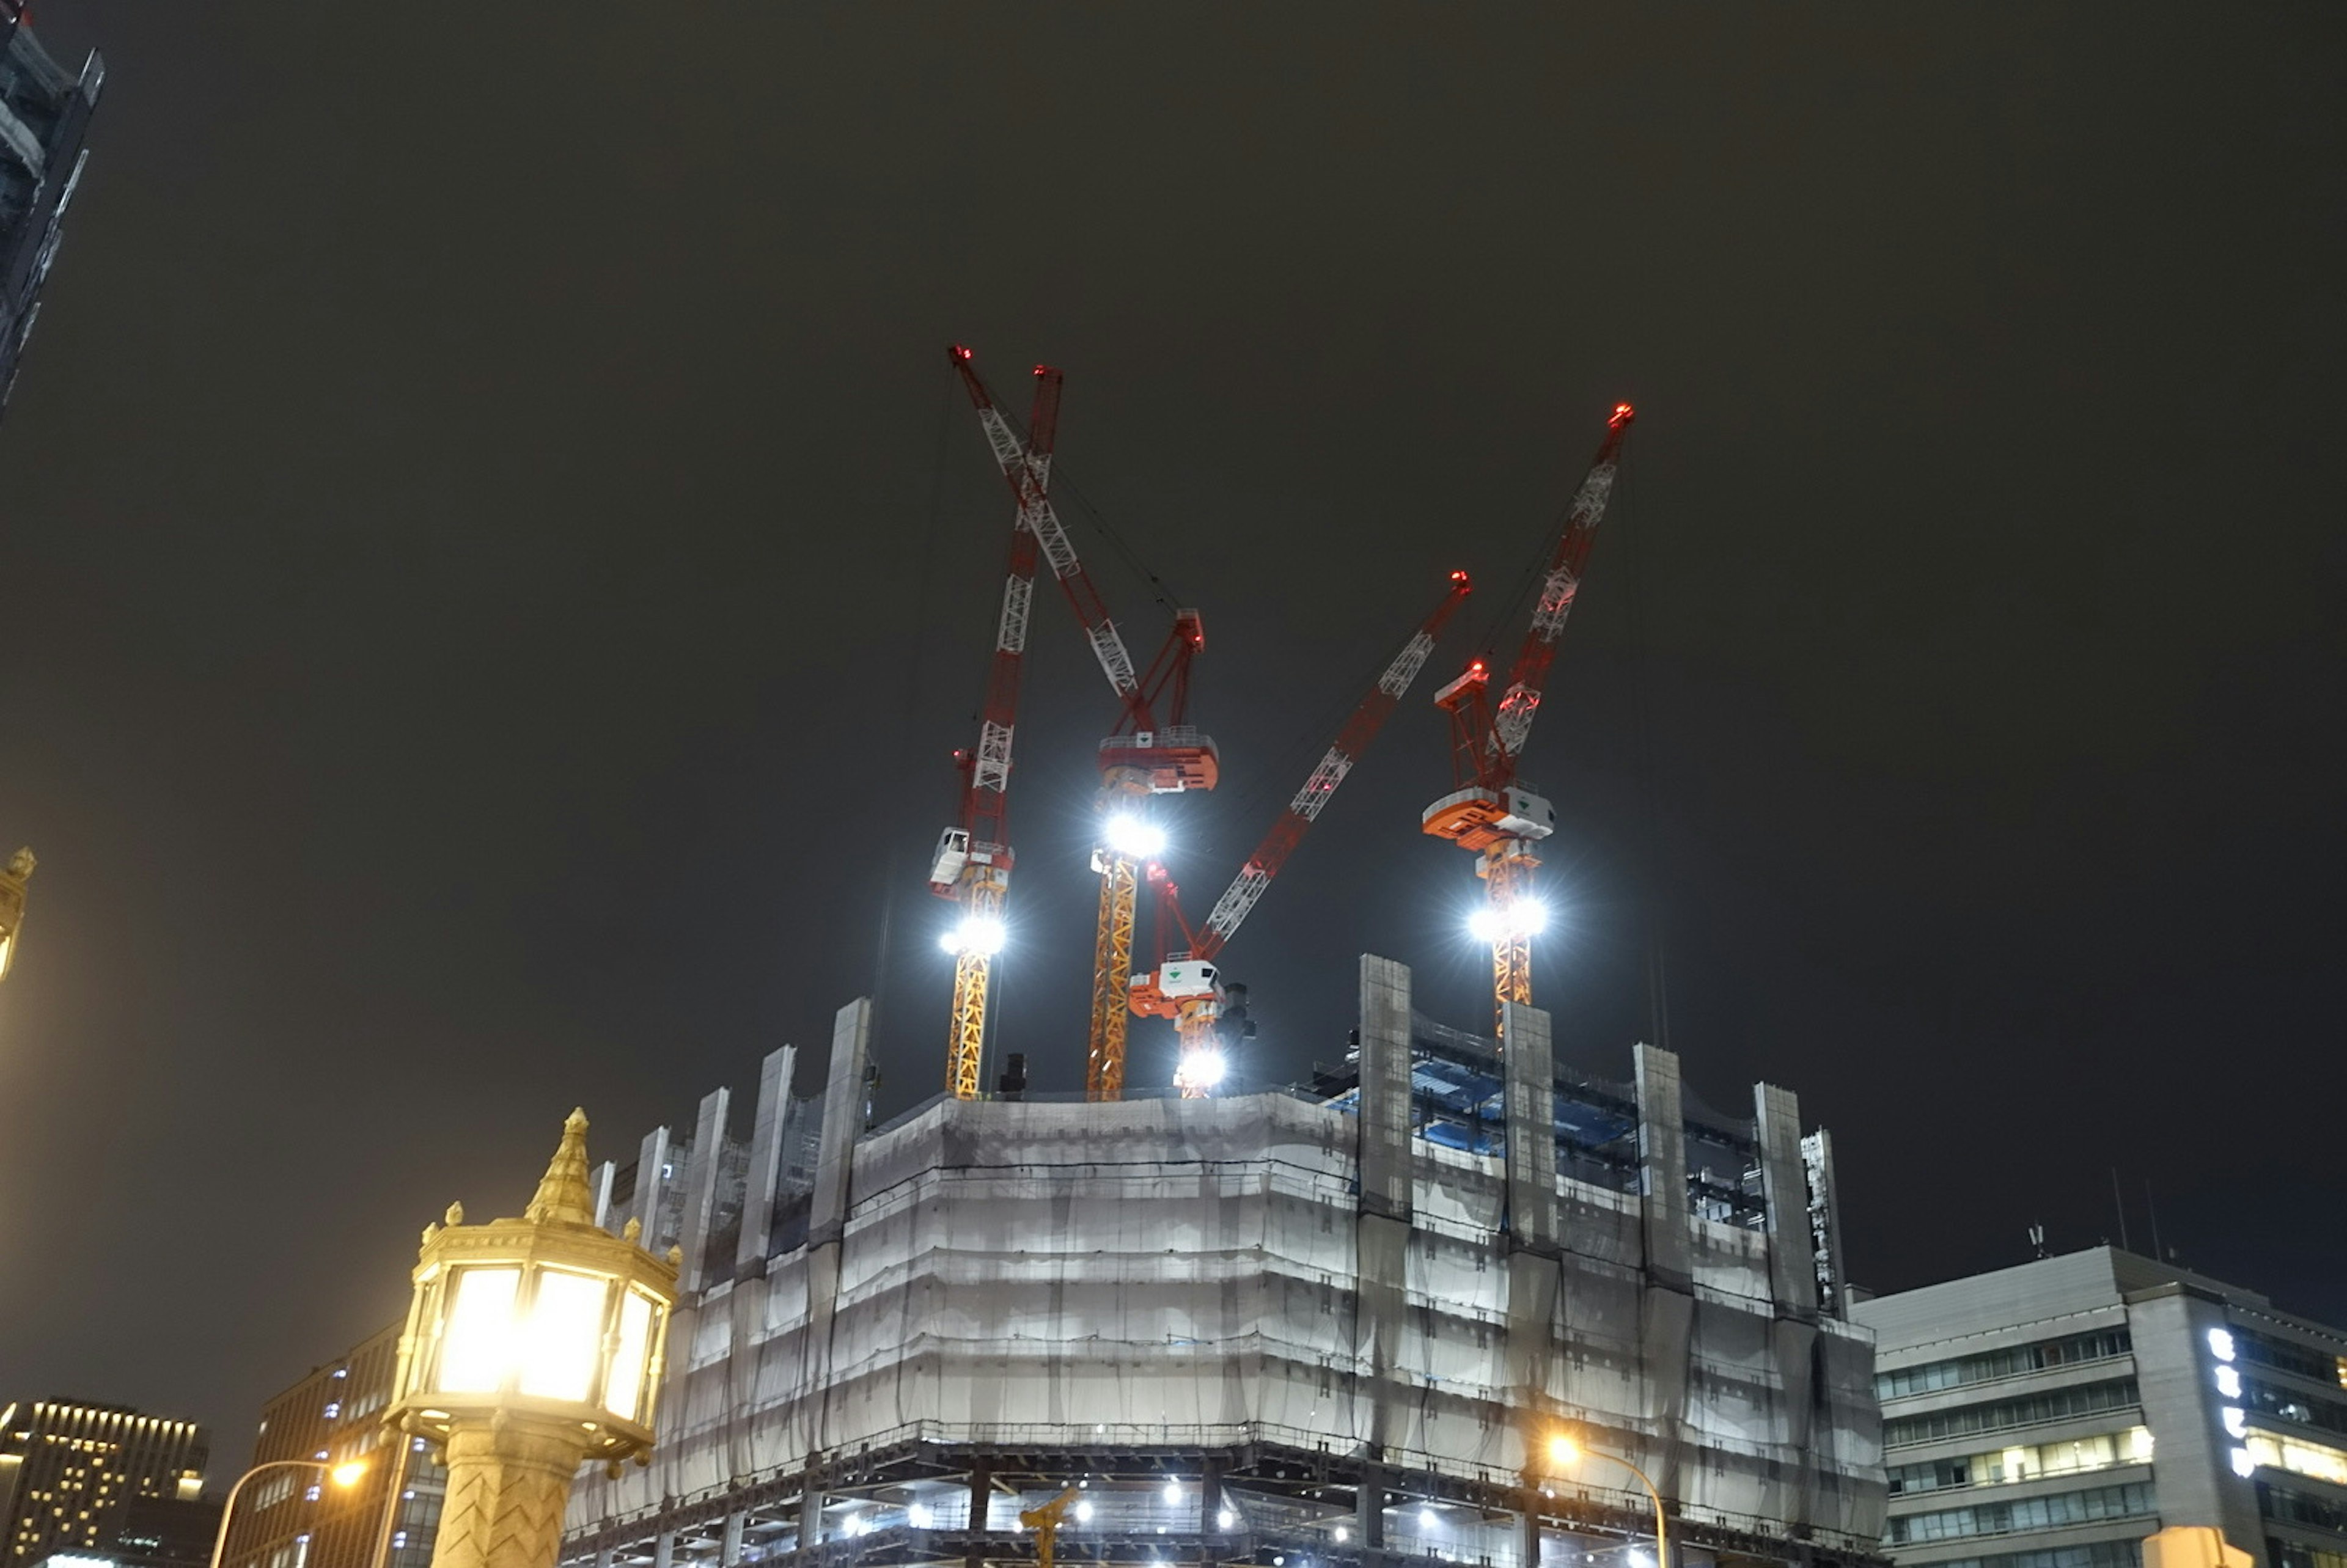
[1486,401,1635,768]
[949,346,1140,704]
[928,362,1064,897]
[1190,571,1475,958]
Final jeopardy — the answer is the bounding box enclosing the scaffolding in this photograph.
[565,956,1886,1568]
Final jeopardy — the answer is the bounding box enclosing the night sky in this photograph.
[2,5,2341,1464]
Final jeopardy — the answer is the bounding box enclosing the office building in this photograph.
[222,1325,446,1568]
[557,955,1888,1568]
[0,1401,206,1568]
[1854,1248,2347,1568]
[0,0,101,415]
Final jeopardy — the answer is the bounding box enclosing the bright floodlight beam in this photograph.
[1102,811,1167,860]
[1466,898,1549,942]
[941,915,1008,956]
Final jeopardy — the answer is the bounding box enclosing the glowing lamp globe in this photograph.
[389,1109,679,1473]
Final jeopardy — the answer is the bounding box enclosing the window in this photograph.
[2260,1481,2347,1533]
[2247,1377,2347,1437]
[1888,1428,2152,1495]
[2233,1327,2346,1387]
[1878,1329,2133,1401]
[2243,1431,2347,1486]
[2269,1541,2347,1568]
[1885,1380,2140,1448]
[1888,1482,2155,1544]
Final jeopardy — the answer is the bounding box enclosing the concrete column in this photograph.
[1200,1460,1223,1557]
[633,1125,674,1251]
[1354,956,1414,1467]
[1752,1082,1816,1320]
[799,1465,826,1558]
[1799,1129,1846,1317]
[1357,954,1414,1220]
[966,1456,991,1555]
[736,1046,797,1279]
[1633,1044,1690,1288]
[1633,1043,1694,1504]
[810,1000,872,1248]
[720,1512,745,1568]
[589,1162,616,1230]
[678,1086,731,1293]
[650,1528,675,1568]
[795,999,872,1467]
[1500,1001,1559,1253]
[1356,1464,1384,1549]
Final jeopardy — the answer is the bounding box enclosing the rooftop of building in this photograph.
[1852,1245,2347,1356]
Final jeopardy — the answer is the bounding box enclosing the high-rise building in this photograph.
[0,0,102,416]
[221,1325,446,1568]
[0,1401,207,1568]
[1853,1248,2347,1568]
[559,955,1887,1568]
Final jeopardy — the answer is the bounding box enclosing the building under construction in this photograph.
[558,954,1887,1568]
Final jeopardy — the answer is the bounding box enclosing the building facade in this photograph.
[0,1401,207,1568]
[0,0,101,416]
[557,953,1887,1568]
[222,1324,447,1568]
[1853,1249,2347,1568]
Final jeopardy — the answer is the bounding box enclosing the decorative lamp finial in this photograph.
[524,1107,596,1226]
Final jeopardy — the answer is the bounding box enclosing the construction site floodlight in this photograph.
[941,915,1008,956]
[1174,1049,1227,1095]
[1103,812,1166,860]
[1467,907,1505,943]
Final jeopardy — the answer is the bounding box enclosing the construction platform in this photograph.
[560,955,1888,1568]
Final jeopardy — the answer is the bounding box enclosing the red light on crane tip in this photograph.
[1449,570,1469,582]
[952,345,972,361]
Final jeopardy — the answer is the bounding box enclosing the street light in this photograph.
[206,1458,366,1568]
[387,1109,680,1568]
[0,848,34,984]
[1545,1429,1668,1568]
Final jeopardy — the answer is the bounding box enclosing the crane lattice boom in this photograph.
[1192,573,1473,957]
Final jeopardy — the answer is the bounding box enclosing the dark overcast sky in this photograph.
[2,4,2342,1462]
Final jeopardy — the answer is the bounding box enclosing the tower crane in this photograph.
[1130,571,1474,1093]
[927,361,1063,1100]
[943,347,1218,1104]
[1422,401,1634,1037]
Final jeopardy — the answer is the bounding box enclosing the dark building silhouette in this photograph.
[0,0,101,416]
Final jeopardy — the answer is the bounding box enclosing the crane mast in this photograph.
[1422,401,1634,1036]
[946,347,1218,1104]
[1131,572,1474,1093]
[930,359,1065,1099]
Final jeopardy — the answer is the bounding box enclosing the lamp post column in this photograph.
[433,1419,598,1568]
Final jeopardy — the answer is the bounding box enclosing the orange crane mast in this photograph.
[1422,402,1634,1036]
[1131,571,1474,1092]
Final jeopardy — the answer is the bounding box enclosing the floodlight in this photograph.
[942,915,1007,956]
[1103,813,1167,859]
[1466,907,1505,943]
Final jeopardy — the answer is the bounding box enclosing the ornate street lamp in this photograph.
[0,848,35,984]
[388,1109,678,1568]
